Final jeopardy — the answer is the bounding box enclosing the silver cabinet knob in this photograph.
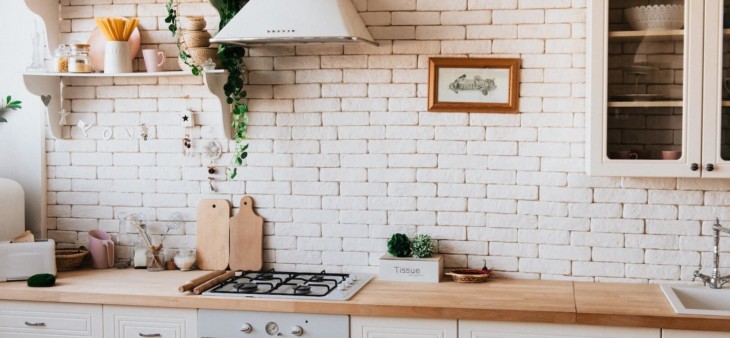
[139,334,162,338]
[291,326,304,336]
[240,323,253,334]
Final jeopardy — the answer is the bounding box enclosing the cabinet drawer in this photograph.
[103,306,196,338]
[0,300,102,337]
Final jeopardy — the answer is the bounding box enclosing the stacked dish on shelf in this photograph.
[625,4,684,31]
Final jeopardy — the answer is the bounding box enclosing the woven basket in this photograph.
[181,30,212,48]
[55,248,88,271]
[445,269,491,283]
[180,16,206,31]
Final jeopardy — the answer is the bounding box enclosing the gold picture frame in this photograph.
[428,57,520,114]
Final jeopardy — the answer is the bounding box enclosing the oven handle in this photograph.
[139,333,162,337]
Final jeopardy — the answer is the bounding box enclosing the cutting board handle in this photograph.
[240,195,255,212]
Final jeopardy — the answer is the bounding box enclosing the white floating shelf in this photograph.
[607,101,683,108]
[23,70,232,140]
[608,30,684,41]
[24,70,224,77]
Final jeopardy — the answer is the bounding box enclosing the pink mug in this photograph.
[89,229,114,269]
[142,49,165,72]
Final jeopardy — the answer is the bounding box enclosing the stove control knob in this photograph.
[240,323,253,334]
[291,326,304,336]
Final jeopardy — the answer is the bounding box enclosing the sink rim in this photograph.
[661,284,730,317]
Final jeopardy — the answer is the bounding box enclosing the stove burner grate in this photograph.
[207,269,350,298]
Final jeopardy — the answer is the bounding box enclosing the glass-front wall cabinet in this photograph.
[588,0,718,177]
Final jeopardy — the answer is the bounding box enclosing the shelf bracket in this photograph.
[23,75,62,139]
[204,71,233,140]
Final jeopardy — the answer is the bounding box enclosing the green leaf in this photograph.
[5,96,10,104]
[0,117,7,123]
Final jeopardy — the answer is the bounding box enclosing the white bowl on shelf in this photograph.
[625,4,684,31]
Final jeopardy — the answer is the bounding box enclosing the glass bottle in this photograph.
[68,44,92,73]
[52,44,69,73]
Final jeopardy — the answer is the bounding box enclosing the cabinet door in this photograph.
[102,306,196,338]
[702,0,730,177]
[459,321,659,338]
[0,300,102,337]
[351,316,457,338]
[587,0,704,177]
[663,329,730,337]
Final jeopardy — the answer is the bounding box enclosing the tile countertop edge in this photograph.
[0,270,729,332]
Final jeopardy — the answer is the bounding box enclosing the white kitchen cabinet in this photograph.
[588,0,730,177]
[459,320,660,338]
[663,329,730,338]
[0,300,102,337]
[102,305,196,338]
[351,316,457,338]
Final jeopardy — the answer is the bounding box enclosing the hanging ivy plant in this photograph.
[165,0,249,179]
[217,0,249,180]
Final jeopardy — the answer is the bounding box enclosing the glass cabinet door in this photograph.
[703,0,730,177]
[589,0,703,177]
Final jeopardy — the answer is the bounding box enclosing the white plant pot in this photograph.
[104,41,132,74]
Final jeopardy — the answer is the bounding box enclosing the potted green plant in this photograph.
[0,96,22,123]
[380,233,443,283]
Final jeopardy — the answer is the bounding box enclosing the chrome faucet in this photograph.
[693,218,730,289]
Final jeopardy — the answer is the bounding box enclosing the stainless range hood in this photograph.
[210,0,377,47]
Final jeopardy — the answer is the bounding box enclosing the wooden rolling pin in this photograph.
[178,270,226,292]
[193,271,236,295]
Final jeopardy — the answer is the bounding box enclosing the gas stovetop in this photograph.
[202,270,374,301]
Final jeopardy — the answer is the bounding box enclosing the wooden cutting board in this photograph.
[229,196,263,271]
[196,199,231,271]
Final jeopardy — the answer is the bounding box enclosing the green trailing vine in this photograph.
[217,0,249,180]
[0,96,22,123]
[165,0,249,179]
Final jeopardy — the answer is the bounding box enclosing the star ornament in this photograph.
[57,109,69,126]
[182,115,189,122]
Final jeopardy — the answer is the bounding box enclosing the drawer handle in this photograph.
[24,321,46,327]
[139,334,162,338]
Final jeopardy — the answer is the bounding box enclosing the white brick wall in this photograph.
[46,0,723,282]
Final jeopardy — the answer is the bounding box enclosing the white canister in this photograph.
[104,41,133,74]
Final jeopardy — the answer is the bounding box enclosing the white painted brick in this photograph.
[519,229,569,245]
[593,247,644,264]
[468,227,517,242]
[539,245,590,261]
[626,234,678,250]
[488,185,537,200]
[388,183,436,197]
[624,204,677,220]
[571,232,623,248]
[626,264,680,280]
[469,198,517,214]
[519,258,570,274]
[369,197,417,211]
[646,220,700,236]
[591,218,644,234]
[488,214,537,229]
[517,201,567,217]
[323,113,369,128]
[573,262,623,277]
[341,182,387,197]
[418,197,466,211]
[646,250,699,266]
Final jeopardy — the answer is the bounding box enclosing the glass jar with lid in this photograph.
[52,44,69,73]
[68,43,92,73]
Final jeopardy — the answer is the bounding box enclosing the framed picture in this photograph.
[428,57,520,114]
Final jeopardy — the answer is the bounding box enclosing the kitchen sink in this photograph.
[661,284,730,316]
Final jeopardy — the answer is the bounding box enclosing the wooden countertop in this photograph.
[0,269,727,332]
